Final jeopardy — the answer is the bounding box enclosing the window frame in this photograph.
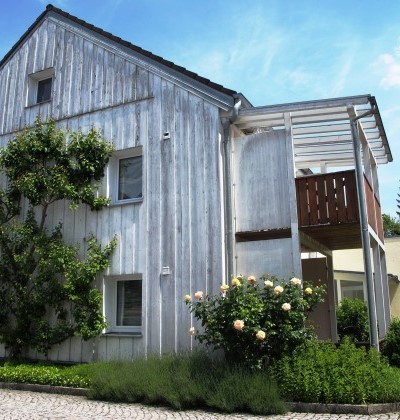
[334,272,368,306]
[27,67,55,106]
[103,274,143,334]
[109,146,143,205]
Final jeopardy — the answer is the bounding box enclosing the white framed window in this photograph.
[27,67,54,106]
[109,146,143,204]
[334,271,367,306]
[104,274,142,333]
[338,279,365,300]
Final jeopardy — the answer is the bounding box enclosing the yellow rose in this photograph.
[256,330,266,340]
[282,302,291,311]
[304,287,313,295]
[264,280,273,288]
[184,294,191,302]
[220,284,229,293]
[232,278,241,287]
[194,291,204,299]
[233,320,244,331]
[189,327,195,335]
[247,275,257,284]
[274,285,284,294]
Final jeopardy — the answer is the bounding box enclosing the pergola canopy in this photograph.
[233,94,392,170]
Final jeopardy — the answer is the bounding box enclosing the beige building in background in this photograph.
[334,236,400,318]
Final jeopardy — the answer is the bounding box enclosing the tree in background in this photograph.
[0,117,115,358]
[382,213,400,236]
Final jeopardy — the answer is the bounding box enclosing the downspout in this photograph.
[222,100,241,281]
[348,106,379,351]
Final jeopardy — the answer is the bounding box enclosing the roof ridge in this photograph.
[1,4,237,98]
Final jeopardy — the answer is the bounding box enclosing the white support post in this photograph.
[371,161,380,202]
[372,240,387,338]
[326,255,338,342]
[359,123,381,204]
[349,113,379,350]
[284,112,302,277]
[380,247,391,325]
[320,162,328,174]
[362,140,373,186]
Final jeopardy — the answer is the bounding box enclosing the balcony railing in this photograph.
[295,170,384,242]
[296,170,359,227]
[364,177,384,241]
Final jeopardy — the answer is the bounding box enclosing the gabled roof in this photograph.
[0,4,239,100]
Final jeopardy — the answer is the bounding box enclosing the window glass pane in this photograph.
[118,156,142,200]
[341,280,365,301]
[37,78,52,103]
[116,280,142,326]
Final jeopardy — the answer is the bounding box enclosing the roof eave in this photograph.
[0,4,237,107]
[0,7,49,70]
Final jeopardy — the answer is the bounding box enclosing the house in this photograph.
[334,236,400,318]
[0,5,393,362]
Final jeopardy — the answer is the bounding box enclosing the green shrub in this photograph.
[185,275,326,369]
[0,363,89,388]
[0,117,116,358]
[270,340,400,404]
[382,317,400,367]
[80,353,287,415]
[336,298,369,342]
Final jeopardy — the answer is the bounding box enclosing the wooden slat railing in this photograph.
[296,170,359,227]
[296,170,384,242]
[364,177,384,242]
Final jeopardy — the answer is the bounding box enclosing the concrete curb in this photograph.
[286,401,400,415]
[1,382,399,415]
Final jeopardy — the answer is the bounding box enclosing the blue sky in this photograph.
[0,0,399,216]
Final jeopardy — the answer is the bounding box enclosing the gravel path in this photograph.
[1,389,400,419]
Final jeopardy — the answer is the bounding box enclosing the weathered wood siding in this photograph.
[0,17,225,361]
[233,130,297,278]
[234,130,291,232]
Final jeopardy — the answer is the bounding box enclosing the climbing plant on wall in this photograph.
[0,116,116,358]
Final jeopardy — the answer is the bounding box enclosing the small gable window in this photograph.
[37,78,52,103]
[27,67,54,106]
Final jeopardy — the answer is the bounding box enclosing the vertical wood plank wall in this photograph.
[233,130,297,278]
[0,18,225,361]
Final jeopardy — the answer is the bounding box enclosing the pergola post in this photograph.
[349,116,379,350]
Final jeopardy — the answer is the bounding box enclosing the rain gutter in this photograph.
[222,100,241,281]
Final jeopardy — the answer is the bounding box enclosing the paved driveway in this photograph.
[1,389,400,419]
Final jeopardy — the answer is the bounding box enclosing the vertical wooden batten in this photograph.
[0,10,227,361]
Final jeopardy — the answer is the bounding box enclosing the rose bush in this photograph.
[185,274,326,369]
